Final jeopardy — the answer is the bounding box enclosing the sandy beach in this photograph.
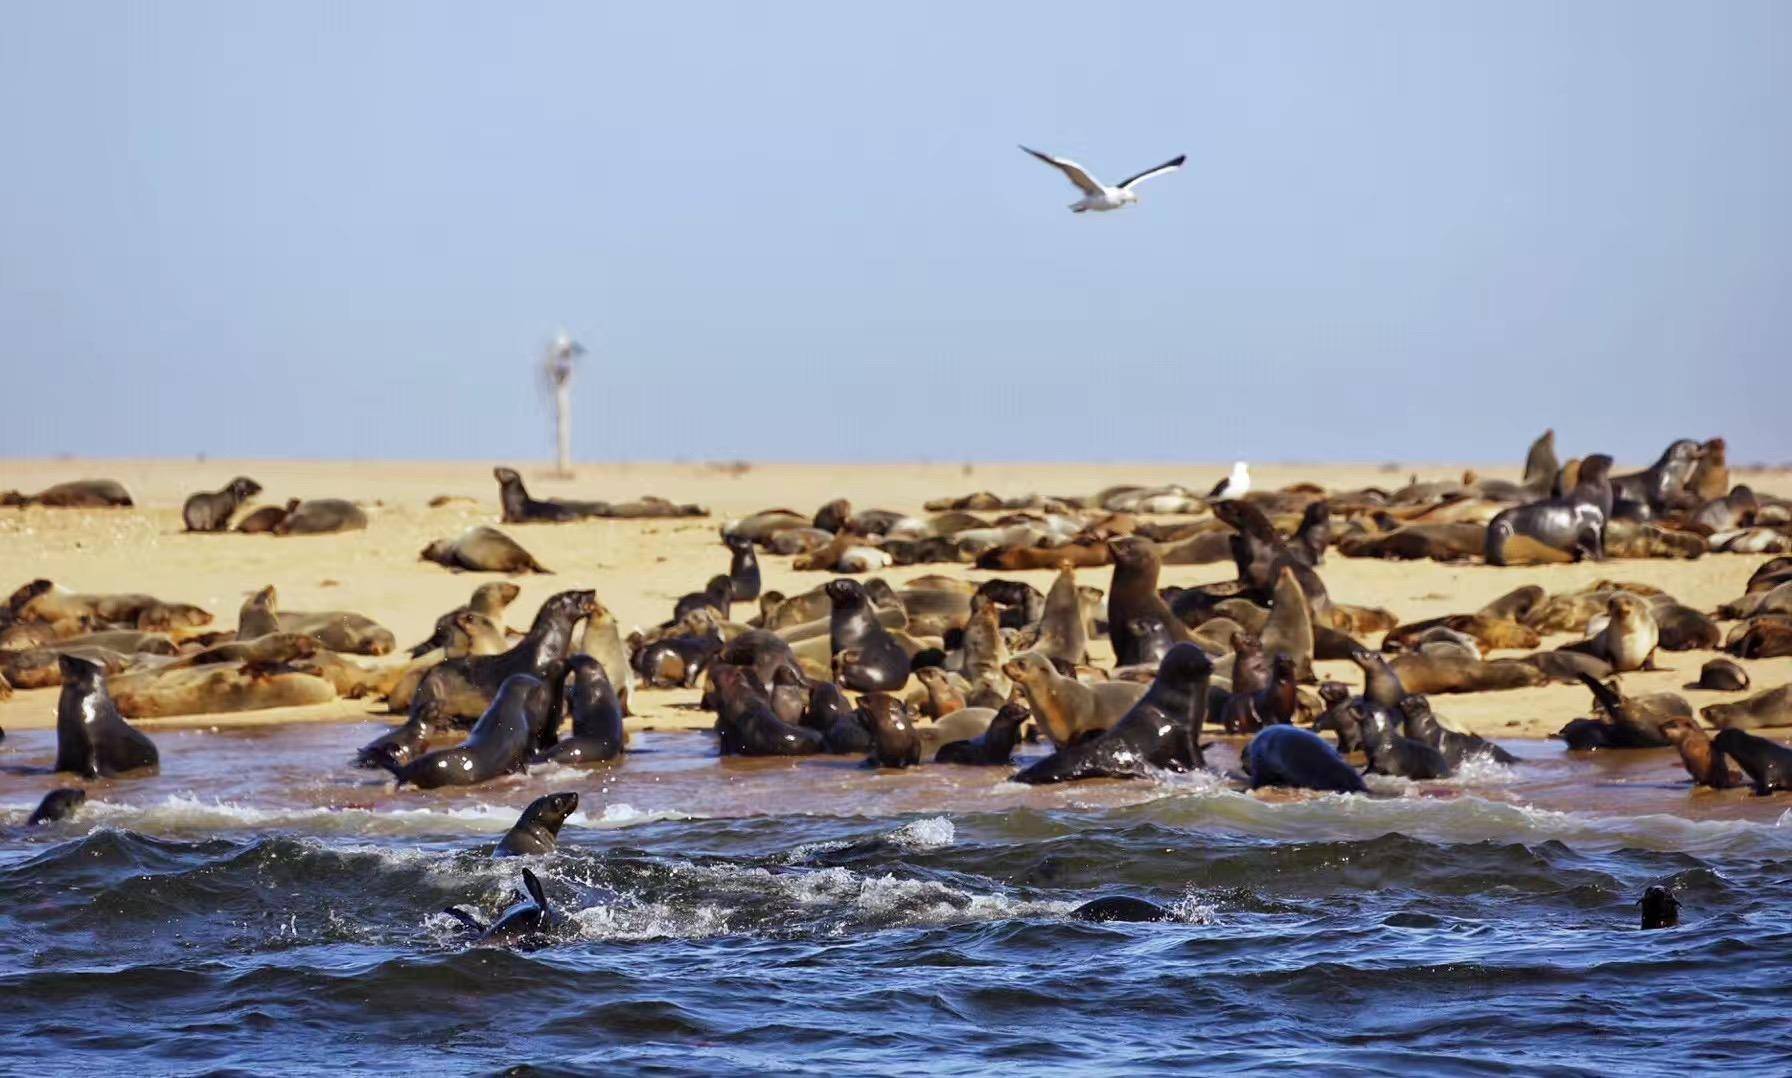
[4,457,1788,741]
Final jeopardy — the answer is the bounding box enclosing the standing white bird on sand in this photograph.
[1209,462,1250,502]
[1019,146,1187,212]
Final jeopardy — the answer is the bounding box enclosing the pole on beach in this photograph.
[544,330,585,479]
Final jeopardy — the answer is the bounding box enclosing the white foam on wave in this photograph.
[886,816,955,849]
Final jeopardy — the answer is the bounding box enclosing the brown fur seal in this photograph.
[409,590,594,724]
[239,585,396,655]
[1686,438,1728,504]
[2,479,134,508]
[422,526,552,574]
[1106,537,1193,665]
[408,582,522,658]
[1701,685,1792,731]
[1389,653,1546,696]
[1259,566,1315,680]
[182,477,263,532]
[860,693,922,768]
[16,582,211,633]
[579,600,635,715]
[1660,719,1740,788]
[274,498,368,535]
[108,660,338,719]
[494,466,607,522]
[236,499,297,534]
[1558,594,1658,673]
[1690,658,1749,693]
[1485,455,1612,565]
[55,655,159,777]
[1002,651,1147,747]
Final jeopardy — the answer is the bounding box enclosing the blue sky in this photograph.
[2,2,1787,464]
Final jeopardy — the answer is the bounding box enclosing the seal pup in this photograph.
[28,788,86,825]
[1659,719,1739,789]
[1349,646,1408,709]
[236,499,296,534]
[579,599,635,715]
[825,579,910,692]
[421,526,552,574]
[182,477,263,532]
[535,656,625,765]
[860,693,922,769]
[724,534,762,603]
[445,868,552,946]
[54,655,159,778]
[1028,565,1090,668]
[1700,685,1792,731]
[1244,725,1368,794]
[1396,696,1517,765]
[1638,886,1680,930]
[494,792,580,856]
[376,674,546,788]
[273,498,368,535]
[1012,643,1212,785]
[935,700,1030,766]
[1071,896,1173,923]
[1558,594,1658,673]
[408,582,522,658]
[1712,728,1792,794]
[356,699,450,771]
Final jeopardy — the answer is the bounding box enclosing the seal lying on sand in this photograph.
[421,526,552,574]
[1,479,134,508]
[273,499,367,535]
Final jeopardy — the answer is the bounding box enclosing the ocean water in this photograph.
[3,724,1790,1075]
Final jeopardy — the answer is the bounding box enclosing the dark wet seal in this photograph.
[28,788,87,825]
[1071,896,1173,923]
[445,868,553,946]
[1638,885,1680,930]
[495,792,579,857]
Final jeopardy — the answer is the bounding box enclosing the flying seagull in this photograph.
[1020,146,1186,213]
[1208,461,1250,502]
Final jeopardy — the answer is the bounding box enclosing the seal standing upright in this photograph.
[182,477,263,532]
[55,655,159,778]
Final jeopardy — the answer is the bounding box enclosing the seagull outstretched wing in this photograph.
[1019,146,1105,196]
[1117,154,1187,191]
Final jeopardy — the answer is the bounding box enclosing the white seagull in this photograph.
[1208,461,1250,502]
[1019,146,1187,213]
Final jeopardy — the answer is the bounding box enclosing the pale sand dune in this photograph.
[2,458,1789,742]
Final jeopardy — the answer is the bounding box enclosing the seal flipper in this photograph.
[444,906,487,933]
[521,868,548,915]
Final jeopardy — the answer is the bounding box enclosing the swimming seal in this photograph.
[421,526,552,574]
[1638,885,1680,930]
[860,693,922,769]
[377,673,546,788]
[1012,643,1211,785]
[1070,896,1173,923]
[446,868,552,946]
[54,655,159,778]
[182,477,263,532]
[1485,455,1612,565]
[534,655,626,765]
[27,788,86,825]
[724,534,762,603]
[1712,728,1792,794]
[1244,725,1368,794]
[273,498,368,535]
[494,792,580,856]
[934,699,1030,765]
[825,579,911,692]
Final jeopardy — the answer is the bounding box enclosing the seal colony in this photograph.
[2,441,1790,810]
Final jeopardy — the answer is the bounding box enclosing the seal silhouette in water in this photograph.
[1244,725,1368,794]
[54,655,159,779]
[1638,885,1680,930]
[28,788,87,825]
[494,792,579,857]
[1071,896,1174,923]
[445,868,553,946]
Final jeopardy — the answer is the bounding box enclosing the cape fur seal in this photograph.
[182,477,263,532]
[422,526,552,574]
[1,479,133,508]
[1012,643,1212,785]
[273,499,368,535]
[376,674,548,788]
[55,655,159,778]
[494,792,579,856]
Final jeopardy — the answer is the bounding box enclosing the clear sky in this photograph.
[2,2,1787,466]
